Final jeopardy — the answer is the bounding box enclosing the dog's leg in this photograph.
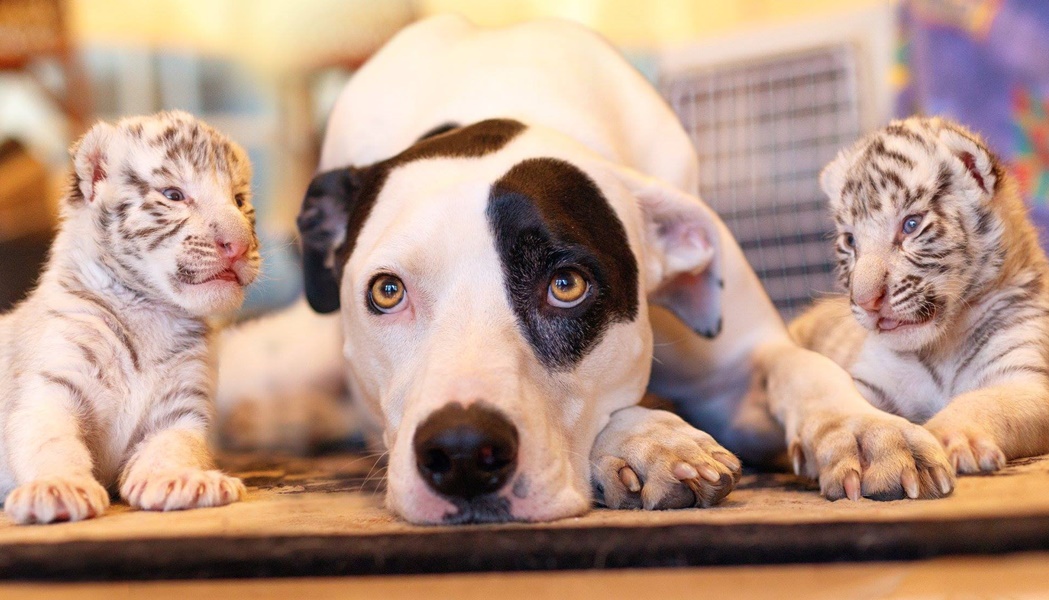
[590,405,741,509]
[925,382,1049,473]
[758,336,955,500]
[216,299,352,451]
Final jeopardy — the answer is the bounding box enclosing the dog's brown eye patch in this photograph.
[487,158,638,371]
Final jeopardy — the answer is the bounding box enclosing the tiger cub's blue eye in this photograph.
[842,232,855,248]
[902,214,923,235]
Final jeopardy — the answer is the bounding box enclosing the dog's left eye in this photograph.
[369,274,407,313]
[547,269,589,308]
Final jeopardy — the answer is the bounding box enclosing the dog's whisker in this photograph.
[357,450,390,492]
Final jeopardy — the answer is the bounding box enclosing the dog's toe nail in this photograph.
[672,462,699,481]
[697,464,721,483]
[844,470,861,501]
[902,468,919,499]
[619,466,641,493]
[931,466,953,495]
[714,452,741,472]
[788,444,804,476]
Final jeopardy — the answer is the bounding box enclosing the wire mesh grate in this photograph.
[660,45,862,317]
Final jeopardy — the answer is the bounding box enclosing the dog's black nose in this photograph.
[413,403,519,500]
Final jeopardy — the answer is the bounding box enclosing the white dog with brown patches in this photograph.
[219,15,955,524]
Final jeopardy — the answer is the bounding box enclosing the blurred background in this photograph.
[2,0,1047,319]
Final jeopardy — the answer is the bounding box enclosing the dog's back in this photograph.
[320,15,699,194]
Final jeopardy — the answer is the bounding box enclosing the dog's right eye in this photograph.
[547,268,590,309]
[368,274,407,314]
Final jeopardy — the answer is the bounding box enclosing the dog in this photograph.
[218,15,956,524]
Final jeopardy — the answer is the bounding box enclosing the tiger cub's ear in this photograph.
[819,137,867,205]
[934,120,1000,198]
[819,149,852,201]
[69,122,118,204]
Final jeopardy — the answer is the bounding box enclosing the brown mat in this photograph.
[1,452,1048,580]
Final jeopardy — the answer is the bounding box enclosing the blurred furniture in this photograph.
[0,139,53,310]
[0,0,92,134]
[0,0,86,309]
[0,138,53,239]
[0,231,50,311]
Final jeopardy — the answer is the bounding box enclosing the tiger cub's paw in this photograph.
[793,410,955,500]
[4,476,110,525]
[121,468,246,512]
[926,424,1007,474]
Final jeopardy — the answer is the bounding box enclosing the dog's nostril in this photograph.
[478,444,513,471]
[423,448,452,474]
[413,402,519,500]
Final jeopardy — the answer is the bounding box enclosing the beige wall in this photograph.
[68,0,892,65]
[67,0,415,71]
[416,0,892,48]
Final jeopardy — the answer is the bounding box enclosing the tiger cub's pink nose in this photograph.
[216,237,248,262]
[854,287,886,313]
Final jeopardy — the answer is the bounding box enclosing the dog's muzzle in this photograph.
[413,403,519,500]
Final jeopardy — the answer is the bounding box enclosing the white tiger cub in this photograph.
[0,111,260,524]
[792,116,1049,478]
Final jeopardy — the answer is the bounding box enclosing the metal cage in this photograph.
[661,45,863,317]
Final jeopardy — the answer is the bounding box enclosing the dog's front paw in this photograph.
[121,469,245,511]
[591,406,741,510]
[4,476,110,524]
[793,411,954,501]
[926,423,1006,474]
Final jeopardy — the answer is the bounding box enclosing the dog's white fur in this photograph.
[1,112,259,524]
[219,16,955,522]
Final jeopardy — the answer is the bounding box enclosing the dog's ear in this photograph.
[297,167,359,314]
[616,168,723,338]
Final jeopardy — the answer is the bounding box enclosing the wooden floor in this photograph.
[5,553,1049,599]
[1,452,1048,582]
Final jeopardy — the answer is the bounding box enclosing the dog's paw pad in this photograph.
[4,476,110,525]
[121,469,245,511]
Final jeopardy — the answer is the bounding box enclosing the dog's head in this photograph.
[297,120,722,523]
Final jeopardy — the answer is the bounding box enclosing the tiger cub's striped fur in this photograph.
[0,111,260,524]
[791,116,1049,474]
